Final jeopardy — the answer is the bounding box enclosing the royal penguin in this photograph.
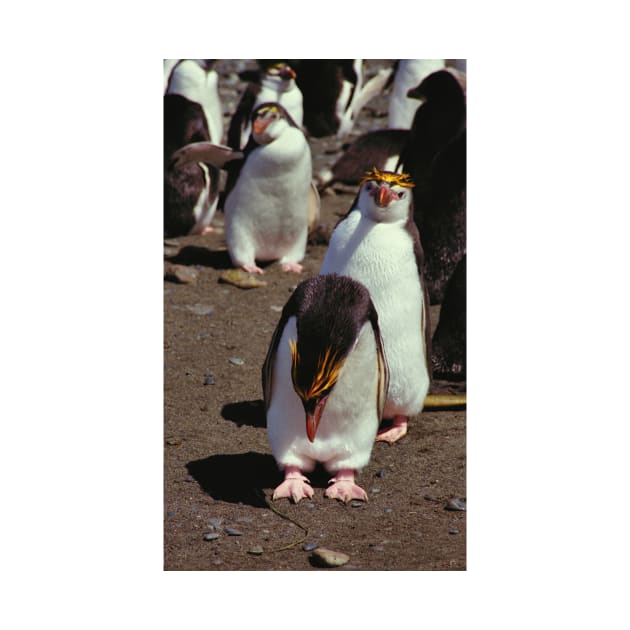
[164,94,225,237]
[227,62,303,150]
[295,60,391,138]
[400,68,467,304]
[263,274,389,503]
[166,59,224,144]
[171,102,319,273]
[320,167,431,444]
[388,59,446,129]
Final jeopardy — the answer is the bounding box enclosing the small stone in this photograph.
[384,508,393,513]
[310,548,350,568]
[375,471,385,478]
[370,545,385,552]
[203,374,216,386]
[224,527,243,536]
[304,503,315,509]
[166,511,176,518]
[350,501,364,508]
[302,542,319,552]
[203,533,220,541]
[219,269,267,289]
[165,437,182,446]
[270,305,283,312]
[445,498,466,511]
[371,487,381,494]
[247,545,264,555]
[449,529,459,535]
[165,263,199,284]
[237,517,254,523]
[186,304,215,316]
[229,357,244,366]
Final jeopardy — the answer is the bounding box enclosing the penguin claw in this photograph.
[280,262,304,274]
[376,416,408,444]
[272,473,314,503]
[240,264,264,274]
[324,481,368,504]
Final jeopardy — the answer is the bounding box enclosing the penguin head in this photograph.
[265,62,297,82]
[250,103,291,145]
[289,340,345,442]
[356,167,415,223]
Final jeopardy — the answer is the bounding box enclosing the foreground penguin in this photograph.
[320,167,431,443]
[263,274,389,503]
[171,102,319,273]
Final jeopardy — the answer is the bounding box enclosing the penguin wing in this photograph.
[170,141,244,170]
[348,67,393,117]
[368,303,390,421]
[227,83,260,149]
[308,181,321,232]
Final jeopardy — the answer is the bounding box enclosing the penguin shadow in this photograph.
[221,399,266,428]
[166,246,232,269]
[186,451,280,508]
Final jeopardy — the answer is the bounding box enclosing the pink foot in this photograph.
[324,469,368,503]
[281,261,303,273]
[240,263,264,274]
[272,466,314,503]
[200,226,214,235]
[376,415,408,444]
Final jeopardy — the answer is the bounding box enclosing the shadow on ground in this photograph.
[221,399,266,428]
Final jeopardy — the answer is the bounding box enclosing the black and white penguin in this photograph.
[263,274,389,503]
[227,62,303,150]
[400,68,467,304]
[164,94,224,237]
[431,254,466,380]
[388,59,446,129]
[171,102,319,273]
[295,60,391,138]
[165,59,224,144]
[320,167,431,444]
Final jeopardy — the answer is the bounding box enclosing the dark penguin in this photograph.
[400,68,467,304]
[164,93,221,237]
[431,254,466,381]
[263,274,388,503]
[320,168,432,444]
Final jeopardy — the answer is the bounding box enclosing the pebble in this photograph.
[375,471,385,478]
[304,503,315,509]
[203,533,220,541]
[247,545,264,555]
[203,374,216,386]
[219,268,268,289]
[186,304,215,316]
[449,529,460,535]
[270,305,283,312]
[302,542,319,552]
[445,498,466,511]
[165,437,182,446]
[371,488,381,494]
[229,357,244,366]
[164,263,198,284]
[224,527,243,536]
[237,517,254,523]
[350,501,364,508]
[384,508,393,513]
[310,548,350,568]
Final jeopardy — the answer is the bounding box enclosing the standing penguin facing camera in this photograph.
[170,102,319,273]
[320,167,431,444]
[263,274,389,503]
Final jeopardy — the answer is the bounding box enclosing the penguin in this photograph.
[431,254,466,380]
[166,59,224,144]
[164,93,226,238]
[320,167,431,444]
[388,59,446,130]
[295,60,392,138]
[400,68,467,304]
[263,273,389,503]
[171,102,318,273]
[227,62,303,150]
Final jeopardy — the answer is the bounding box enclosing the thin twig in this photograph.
[253,488,309,553]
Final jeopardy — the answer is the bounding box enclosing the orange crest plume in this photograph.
[359,166,415,189]
[289,340,344,401]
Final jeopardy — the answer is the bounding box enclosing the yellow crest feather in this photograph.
[359,166,415,189]
[289,340,345,401]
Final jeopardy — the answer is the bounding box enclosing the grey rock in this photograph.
[203,533,220,541]
[203,374,216,386]
[229,357,244,366]
[186,304,215,316]
[445,498,466,511]
[302,542,319,552]
[310,548,350,568]
[224,527,243,536]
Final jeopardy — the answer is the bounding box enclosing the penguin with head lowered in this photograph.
[171,101,320,273]
[263,274,389,503]
[320,167,431,443]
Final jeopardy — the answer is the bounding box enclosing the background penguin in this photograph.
[164,93,222,237]
[227,61,303,150]
[294,59,391,138]
[400,68,466,304]
[172,102,318,273]
[320,167,431,444]
[165,59,224,145]
[263,274,389,503]
[431,254,466,380]
[388,59,446,129]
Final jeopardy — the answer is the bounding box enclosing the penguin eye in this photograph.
[397,191,405,199]
[365,182,373,190]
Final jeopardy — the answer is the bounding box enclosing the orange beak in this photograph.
[253,116,270,136]
[374,186,392,207]
[305,396,328,443]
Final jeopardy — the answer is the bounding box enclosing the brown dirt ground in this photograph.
[163,60,466,571]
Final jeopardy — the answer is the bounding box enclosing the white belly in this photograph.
[320,212,429,416]
[267,317,380,473]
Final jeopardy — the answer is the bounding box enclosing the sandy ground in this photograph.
[164,60,466,570]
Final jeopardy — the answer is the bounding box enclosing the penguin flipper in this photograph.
[349,67,393,117]
[170,141,244,170]
[368,304,390,421]
[308,181,321,232]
